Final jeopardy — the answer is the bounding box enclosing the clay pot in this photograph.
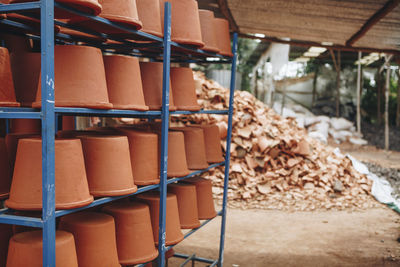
[170,67,200,111]
[171,127,208,170]
[5,133,39,175]
[72,0,142,34]
[33,45,113,109]
[117,129,159,185]
[213,18,233,57]
[135,192,184,245]
[62,116,76,130]
[189,124,225,163]
[0,138,11,199]
[9,52,41,107]
[183,177,217,220]
[9,119,41,134]
[9,0,102,19]
[78,135,137,197]
[139,62,176,111]
[102,202,158,265]
[159,0,204,47]
[168,183,200,229]
[6,230,78,267]
[136,0,163,37]
[0,47,19,107]
[198,10,219,53]
[103,55,148,110]
[59,212,121,267]
[6,138,94,210]
[0,224,12,267]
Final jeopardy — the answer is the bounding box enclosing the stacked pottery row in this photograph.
[0,45,203,111]
[0,123,224,210]
[1,177,216,266]
[1,0,232,55]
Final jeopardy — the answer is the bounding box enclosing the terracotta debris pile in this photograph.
[177,72,377,211]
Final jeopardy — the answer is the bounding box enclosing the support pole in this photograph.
[377,66,382,125]
[384,55,393,151]
[396,70,400,127]
[312,65,319,107]
[330,49,341,117]
[356,51,362,134]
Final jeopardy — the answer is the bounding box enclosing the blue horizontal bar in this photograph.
[55,184,160,217]
[171,110,229,115]
[54,107,161,117]
[0,2,41,13]
[0,111,41,119]
[0,19,39,33]
[173,253,217,265]
[0,214,43,228]
[167,162,225,184]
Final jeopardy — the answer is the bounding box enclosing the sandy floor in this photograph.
[169,207,400,267]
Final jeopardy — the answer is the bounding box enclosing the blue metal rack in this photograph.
[0,1,238,266]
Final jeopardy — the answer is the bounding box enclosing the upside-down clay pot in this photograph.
[59,212,121,267]
[6,138,94,210]
[0,224,12,267]
[136,192,184,245]
[0,47,19,107]
[6,230,78,267]
[102,202,158,265]
[136,0,163,37]
[62,116,76,130]
[78,135,137,196]
[189,124,225,163]
[9,0,102,19]
[9,52,40,107]
[159,0,204,47]
[139,62,176,111]
[168,183,200,229]
[171,127,208,170]
[170,67,201,111]
[198,10,220,53]
[213,18,233,57]
[5,133,38,174]
[103,55,148,110]
[72,0,142,34]
[0,138,11,199]
[117,129,159,185]
[33,45,113,109]
[183,177,217,220]
[9,119,41,134]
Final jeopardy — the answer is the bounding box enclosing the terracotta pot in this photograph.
[198,10,219,53]
[117,129,159,185]
[9,0,102,19]
[62,116,76,130]
[6,138,94,210]
[139,62,176,111]
[102,202,158,265]
[59,212,121,267]
[5,133,39,175]
[33,45,113,109]
[156,131,190,178]
[183,177,217,220]
[213,18,233,57]
[136,0,163,37]
[72,0,142,34]
[0,138,11,199]
[171,127,208,170]
[135,192,184,245]
[0,47,19,107]
[0,224,12,267]
[9,119,41,134]
[159,0,204,47]
[6,230,78,267]
[170,67,200,111]
[189,124,225,163]
[9,52,40,107]
[103,55,148,110]
[168,183,200,229]
[78,135,137,197]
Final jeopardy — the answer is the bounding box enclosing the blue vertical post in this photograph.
[41,0,56,266]
[158,2,172,267]
[217,32,238,267]
[5,119,9,134]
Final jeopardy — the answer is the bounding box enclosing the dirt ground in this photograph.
[168,146,400,267]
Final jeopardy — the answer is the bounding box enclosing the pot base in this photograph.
[32,101,113,109]
[0,102,20,107]
[5,196,94,211]
[90,186,137,197]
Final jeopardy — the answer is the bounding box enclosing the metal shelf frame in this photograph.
[0,1,238,266]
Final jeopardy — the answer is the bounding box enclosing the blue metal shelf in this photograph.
[167,162,225,184]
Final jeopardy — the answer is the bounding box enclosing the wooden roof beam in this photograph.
[346,0,400,46]
[217,0,239,32]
